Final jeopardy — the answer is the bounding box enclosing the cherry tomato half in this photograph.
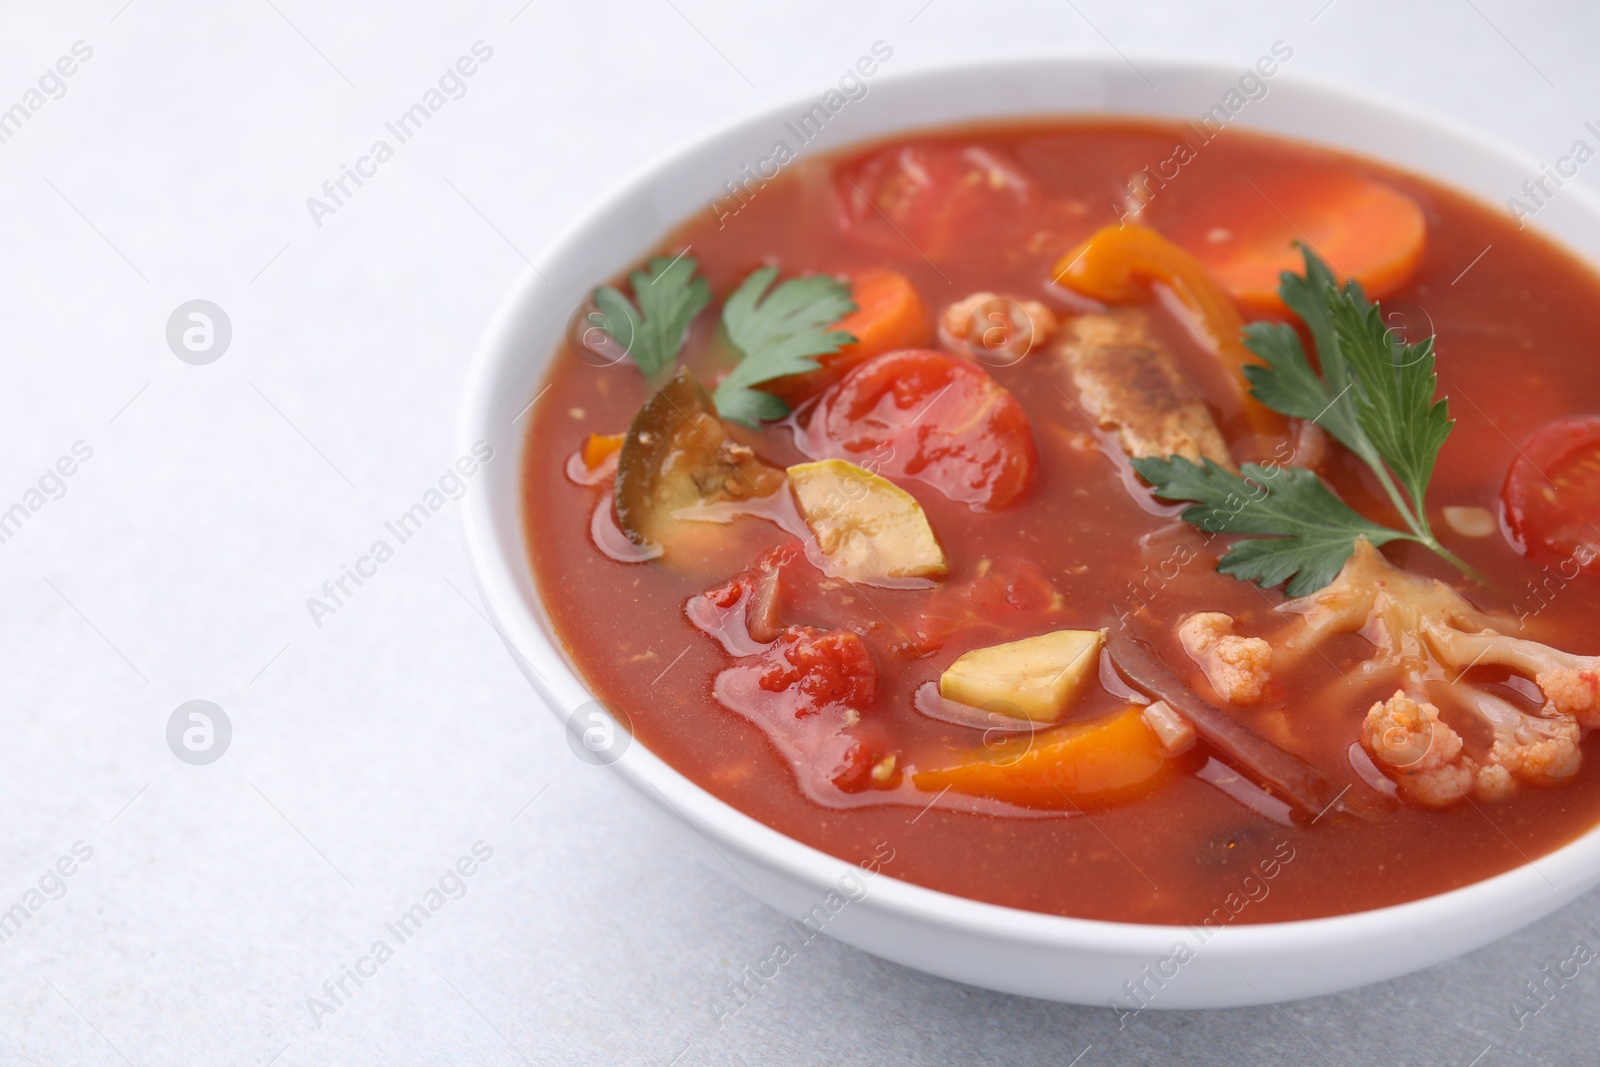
[836,143,1036,261]
[1502,415,1600,570]
[805,350,1039,511]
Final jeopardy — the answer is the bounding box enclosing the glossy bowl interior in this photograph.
[458,56,1600,1006]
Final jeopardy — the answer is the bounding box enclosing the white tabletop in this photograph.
[2,1,1596,1063]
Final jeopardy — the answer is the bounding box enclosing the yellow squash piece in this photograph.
[787,459,948,583]
[939,628,1105,722]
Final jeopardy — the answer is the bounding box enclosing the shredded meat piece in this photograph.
[1056,310,1235,470]
[1178,612,1273,706]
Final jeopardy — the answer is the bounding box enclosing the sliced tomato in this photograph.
[686,543,798,655]
[713,625,892,793]
[836,142,1036,260]
[805,350,1038,511]
[1502,415,1600,569]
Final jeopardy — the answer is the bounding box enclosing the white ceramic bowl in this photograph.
[458,56,1600,1007]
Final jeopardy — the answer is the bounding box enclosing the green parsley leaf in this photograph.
[1239,322,1343,431]
[589,254,711,381]
[1130,456,1407,597]
[1329,296,1454,519]
[1155,246,1477,593]
[1242,248,1367,455]
[712,267,856,426]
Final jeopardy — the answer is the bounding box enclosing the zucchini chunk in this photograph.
[939,628,1105,722]
[787,459,947,583]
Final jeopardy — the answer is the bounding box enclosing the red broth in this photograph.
[521,120,1600,924]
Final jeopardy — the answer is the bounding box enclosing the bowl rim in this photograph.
[457,53,1600,968]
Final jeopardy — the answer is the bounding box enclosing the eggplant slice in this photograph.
[1109,630,1390,822]
[615,369,785,549]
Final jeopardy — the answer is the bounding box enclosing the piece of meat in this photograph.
[1057,310,1235,470]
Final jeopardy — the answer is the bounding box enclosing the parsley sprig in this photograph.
[589,256,856,427]
[1131,247,1476,596]
[712,267,856,426]
[590,255,711,381]
[1130,457,1413,596]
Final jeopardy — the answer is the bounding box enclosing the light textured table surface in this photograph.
[2,1,1598,1063]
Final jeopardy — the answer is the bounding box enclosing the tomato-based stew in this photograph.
[522,120,1600,924]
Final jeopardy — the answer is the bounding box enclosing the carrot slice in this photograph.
[911,705,1169,809]
[760,269,931,404]
[582,432,625,469]
[1175,171,1426,309]
[837,269,932,359]
[1052,224,1283,438]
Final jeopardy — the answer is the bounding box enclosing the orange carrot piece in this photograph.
[1178,171,1426,310]
[762,269,931,404]
[582,432,625,469]
[911,705,1170,809]
[1052,224,1282,438]
[836,269,932,361]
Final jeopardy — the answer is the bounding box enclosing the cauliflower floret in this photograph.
[1540,668,1600,726]
[1361,690,1476,807]
[940,292,1057,361]
[1279,539,1495,672]
[1457,689,1581,785]
[1424,624,1600,727]
[1178,612,1273,706]
[1475,763,1515,802]
[1278,537,1599,808]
